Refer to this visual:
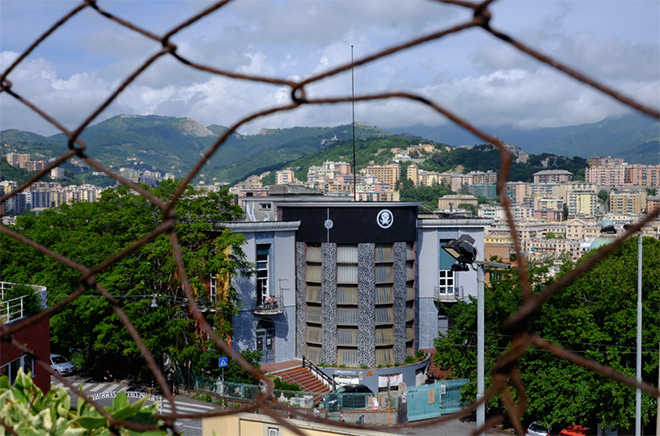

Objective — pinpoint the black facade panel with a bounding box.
[280,205,417,243]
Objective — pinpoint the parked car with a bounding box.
[323,384,373,412]
[527,421,550,436]
[50,353,76,376]
[559,425,592,436]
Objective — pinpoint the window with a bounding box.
[307,306,323,324]
[259,203,271,210]
[306,326,322,344]
[438,240,456,294]
[375,265,393,283]
[337,308,358,325]
[256,244,270,305]
[337,328,358,346]
[374,307,394,325]
[306,244,322,262]
[306,286,322,303]
[337,349,359,366]
[376,348,394,366]
[306,264,322,283]
[375,244,393,262]
[337,265,358,284]
[375,286,393,305]
[209,274,217,303]
[375,328,394,346]
[337,286,358,304]
[337,245,358,263]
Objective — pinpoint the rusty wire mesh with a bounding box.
[1,0,659,435]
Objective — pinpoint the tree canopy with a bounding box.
[435,237,660,432]
[0,180,250,382]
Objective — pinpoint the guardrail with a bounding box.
[0,295,25,323]
[302,356,336,391]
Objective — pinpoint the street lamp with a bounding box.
[442,234,510,435]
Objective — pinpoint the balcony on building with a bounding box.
[434,285,463,303]
[252,295,284,315]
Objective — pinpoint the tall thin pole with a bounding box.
[351,45,357,202]
[477,265,485,435]
[635,234,642,436]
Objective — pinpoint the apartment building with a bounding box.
[360,164,400,187]
[586,162,660,188]
[533,170,573,184]
[564,217,601,241]
[610,190,647,214]
[648,196,660,214]
[505,181,531,204]
[276,169,296,185]
[566,190,599,217]
[438,194,478,211]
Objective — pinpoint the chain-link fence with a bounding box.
[1,1,659,435]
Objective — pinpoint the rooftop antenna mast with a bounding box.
[351,45,357,202]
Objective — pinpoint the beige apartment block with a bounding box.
[648,196,660,214]
[505,181,531,204]
[564,217,600,240]
[567,190,599,217]
[276,169,296,185]
[450,174,473,192]
[533,169,573,184]
[469,170,498,184]
[555,182,598,202]
[406,163,419,186]
[438,194,477,211]
[361,164,400,186]
[525,237,585,263]
[610,191,647,214]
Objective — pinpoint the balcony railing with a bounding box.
[0,282,48,323]
[0,296,26,323]
[252,299,284,315]
[253,279,287,315]
[434,286,463,302]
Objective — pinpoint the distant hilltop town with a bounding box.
[1,142,658,266]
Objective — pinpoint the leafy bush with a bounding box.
[0,368,167,435]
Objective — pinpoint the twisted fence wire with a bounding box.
[1,1,659,435]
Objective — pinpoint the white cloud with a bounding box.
[0,1,658,138]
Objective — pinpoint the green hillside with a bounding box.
[0,113,655,188]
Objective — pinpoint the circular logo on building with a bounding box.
[376,209,394,229]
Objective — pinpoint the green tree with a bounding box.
[435,237,660,431]
[458,203,478,216]
[0,180,249,382]
[598,189,610,204]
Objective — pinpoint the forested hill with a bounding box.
[0,113,636,186]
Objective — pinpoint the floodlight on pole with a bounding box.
[442,234,485,435]
[442,235,511,436]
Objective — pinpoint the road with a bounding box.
[51,375,218,436]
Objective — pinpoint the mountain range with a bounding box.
[1,112,657,185]
[393,112,659,164]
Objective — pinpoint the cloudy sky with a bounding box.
[1,0,658,137]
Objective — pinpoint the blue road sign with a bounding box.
[218,357,229,368]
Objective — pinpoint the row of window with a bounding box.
[306,285,414,305]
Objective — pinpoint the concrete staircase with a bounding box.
[271,366,331,405]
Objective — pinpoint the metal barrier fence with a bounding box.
[1,1,659,436]
[407,379,470,422]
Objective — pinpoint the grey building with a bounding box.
[221,196,491,389]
